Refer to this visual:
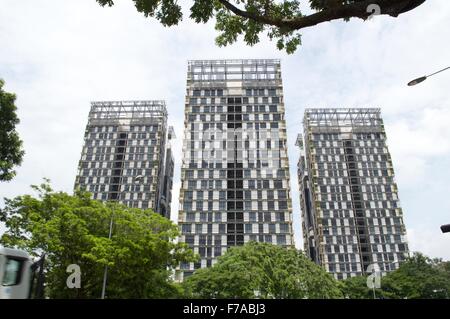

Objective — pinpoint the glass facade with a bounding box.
[177,59,295,280]
[74,100,173,218]
[298,108,409,280]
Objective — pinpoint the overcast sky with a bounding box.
[1,0,449,260]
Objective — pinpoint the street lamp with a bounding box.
[440,224,450,233]
[407,66,450,86]
[101,174,143,299]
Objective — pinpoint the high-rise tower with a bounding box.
[177,59,295,280]
[297,108,409,279]
[74,100,174,218]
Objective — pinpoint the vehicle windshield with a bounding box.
[2,258,24,286]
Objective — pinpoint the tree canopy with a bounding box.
[183,241,343,298]
[0,79,24,182]
[341,252,450,299]
[0,180,196,298]
[381,253,450,299]
[96,0,426,53]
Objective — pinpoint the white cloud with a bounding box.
[408,227,450,260]
[385,106,450,187]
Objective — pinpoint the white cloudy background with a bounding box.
[1,0,449,259]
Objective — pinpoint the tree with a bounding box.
[0,180,197,299]
[340,275,374,299]
[381,253,450,299]
[339,252,450,299]
[0,79,24,182]
[96,0,426,53]
[183,241,343,298]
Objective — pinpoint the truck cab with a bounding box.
[0,247,34,299]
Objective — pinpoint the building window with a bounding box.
[276,235,286,245]
[279,223,289,233]
[181,224,192,234]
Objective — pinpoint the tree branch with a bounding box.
[218,0,426,31]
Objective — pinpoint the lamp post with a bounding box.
[407,66,450,86]
[368,260,401,299]
[101,174,143,299]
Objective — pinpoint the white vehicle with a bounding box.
[0,246,45,299]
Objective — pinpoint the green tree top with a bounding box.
[0,181,197,298]
[183,241,343,298]
[381,253,450,299]
[341,252,450,299]
[96,0,426,53]
[0,79,24,182]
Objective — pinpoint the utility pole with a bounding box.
[100,175,143,299]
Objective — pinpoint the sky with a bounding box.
[0,0,449,260]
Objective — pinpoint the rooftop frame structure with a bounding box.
[304,108,382,126]
[88,100,167,126]
[187,59,281,87]
[304,108,383,134]
[89,100,167,119]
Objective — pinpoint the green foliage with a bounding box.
[340,252,450,299]
[381,253,450,299]
[95,0,424,54]
[340,275,374,299]
[0,180,197,298]
[183,241,343,298]
[215,8,245,47]
[0,79,24,182]
[95,0,305,54]
[96,0,182,26]
[214,1,303,53]
[190,0,216,23]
